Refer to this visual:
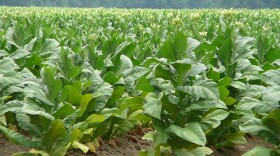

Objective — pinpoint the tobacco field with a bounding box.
[0,7,280,156]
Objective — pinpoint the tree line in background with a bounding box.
[0,0,280,9]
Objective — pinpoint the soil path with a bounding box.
[0,134,274,156]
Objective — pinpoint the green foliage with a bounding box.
[0,7,280,156]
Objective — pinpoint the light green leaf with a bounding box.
[51,144,70,156]
[201,109,229,130]
[174,147,212,156]
[9,49,30,60]
[167,123,206,146]
[136,77,154,92]
[42,120,66,152]
[22,99,54,121]
[266,47,280,63]
[72,141,89,153]
[174,31,187,59]
[262,109,280,134]
[218,86,229,100]
[39,39,60,57]
[143,93,163,120]
[76,94,92,118]
[41,67,62,102]
[0,125,42,149]
[157,40,176,61]
[116,55,133,76]
[0,100,24,115]
[242,146,272,156]
[187,37,201,54]
[75,114,106,131]
[177,85,218,101]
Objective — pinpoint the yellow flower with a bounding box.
[199,31,207,37]
[190,13,200,19]
[262,25,269,31]
[172,16,182,25]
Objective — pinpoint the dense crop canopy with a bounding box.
[0,7,279,156]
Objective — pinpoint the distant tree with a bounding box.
[0,0,280,9]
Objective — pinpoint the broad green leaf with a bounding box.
[104,71,119,84]
[23,37,37,51]
[266,47,280,63]
[240,118,280,144]
[167,123,206,146]
[207,67,220,81]
[22,99,54,121]
[136,77,154,92]
[77,94,92,118]
[262,85,280,102]
[72,141,89,153]
[172,61,191,85]
[0,50,8,57]
[218,38,233,68]
[218,77,232,87]
[218,86,229,100]
[0,100,24,115]
[142,132,154,141]
[153,130,169,147]
[239,85,266,97]
[223,97,236,105]
[25,53,43,67]
[236,97,278,114]
[124,66,149,88]
[100,108,128,119]
[233,36,255,60]
[187,37,201,54]
[116,55,133,76]
[107,86,125,106]
[39,39,60,57]
[119,96,143,111]
[190,100,227,110]
[174,31,187,59]
[262,109,280,134]
[222,132,246,145]
[91,82,113,112]
[263,70,280,86]
[231,81,246,89]
[143,93,163,120]
[0,57,19,73]
[41,67,62,102]
[9,49,30,60]
[12,152,38,156]
[51,144,70,156]
[177,85,218,101]
[242,146,272,156]
[42,120,66,152]
[16,113,41,137]
[75,114,106,131]
[201,109,229,130]
[0,125,42,149]
[174,147,212,156]
[64,85,82,106]
[53,103,75,119]
[187,63,207,76]
[157,40,176,61]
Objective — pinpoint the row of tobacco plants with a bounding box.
[0,7,279,156]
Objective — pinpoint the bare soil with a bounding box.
[211,136,275,156]
[0,136,28,156]
[0,134,275,156]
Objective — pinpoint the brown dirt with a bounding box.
[211,136,276,156]
[0,134,275,156]
[67,134,153,156]
[0,137,28,156]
